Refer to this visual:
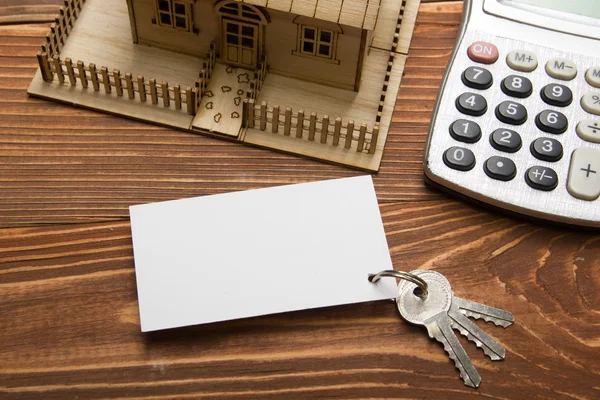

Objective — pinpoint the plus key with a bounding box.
[568,148,600,200]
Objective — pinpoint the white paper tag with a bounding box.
[130,175,397,332]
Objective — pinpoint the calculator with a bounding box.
[425,0,600,228]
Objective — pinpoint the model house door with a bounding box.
[223,19,258,68]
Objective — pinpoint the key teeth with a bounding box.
[451,322,504,361]
[434,333,477,388]
[462,310,514,328]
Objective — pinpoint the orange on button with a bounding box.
[467,41,499,64]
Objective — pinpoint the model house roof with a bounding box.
[238,0,381,30]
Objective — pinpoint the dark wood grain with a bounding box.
[1,202,599,399]
[1,1,599,399]
[0,0,65,24]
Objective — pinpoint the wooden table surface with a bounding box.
[1,1,599,399]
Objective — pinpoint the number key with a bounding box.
[443,146,476,171]
[531,137,563,162]
[501,75,533,98]
[456,93,488,116]
[541,84,572,107]
[462,67,493,90]
[496,101,527,125]
[449,119,481,143]
[535,110,568,134]
[490,129,522,153]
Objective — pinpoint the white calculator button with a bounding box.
[585,67,600,88]
[545,58,577,80]
[567,148,600,201]
[581,92,600,115]
[506,50,538,72]
[576,120,600,143]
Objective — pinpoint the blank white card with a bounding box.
[130,175,397,332]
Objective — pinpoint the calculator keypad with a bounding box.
[535,110,568,134]
[449,119,481,143]
[462,67,493,89]
[568,148,600,200]
[545,58,577,80]
[580,92,600,115]
[490,129,522,153]
[506,50,538,72]
[467,41,499,64]
[526,167,559,191]
[456,93,487,116]
[576,120,600,143]
[501,75,532,98]
[531,137,563,162]
[484,156,516,181]
[429,30,600,226]
[496,101,527,125]
[444,147,476,171]
[541,84,573,107]
[585,67,600,88]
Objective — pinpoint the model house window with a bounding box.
[219,2,264,22]
[300,26,336,59]
[155,0,192,31]
[292,18,342,64]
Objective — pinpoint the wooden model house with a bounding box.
[126,0,377,91]
[28,0,420,171]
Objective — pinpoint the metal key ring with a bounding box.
[368,270,429,299]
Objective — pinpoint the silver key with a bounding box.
[397,271,482,387]
[450,296,514,361]
[448,303,506,361]
[453,296,515,328]
[396,270,514,387]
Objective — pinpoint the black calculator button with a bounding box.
[490,129,522,153]
[456,93,487,116]
[525,166,559,191]
[535,110,568,134]
[541,84,573,107]
[461,67,493,90]
[443,147,476,171]
[484,156,517,181]
[449,119,481,143]
[495,101,527,125]
[531,138,563,162]
[501,75,533,98]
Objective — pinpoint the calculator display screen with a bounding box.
[506,0,600,20]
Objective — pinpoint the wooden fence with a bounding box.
[242,99,379,154]
[196,41,217,95]
[41,0,86,57]
[247,54,268,101]
[36,53,199,115]
[195,41,218,111]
